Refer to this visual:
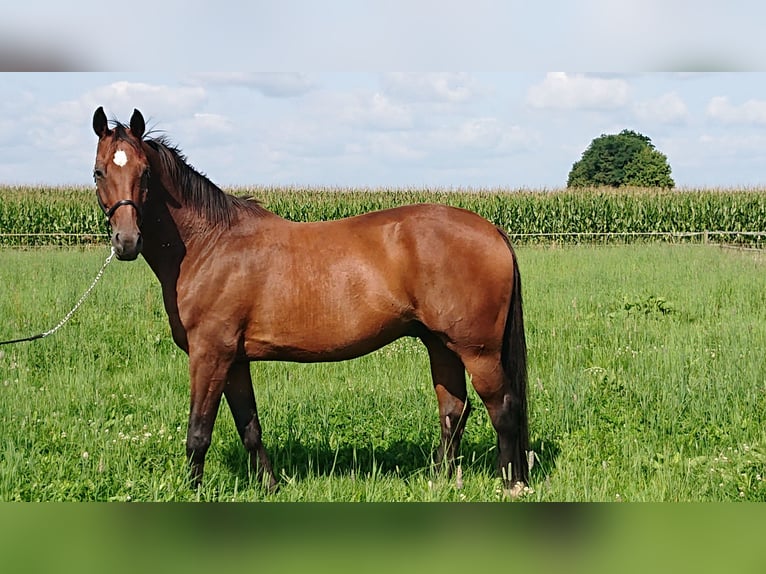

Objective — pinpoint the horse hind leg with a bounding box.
[224,362,278,493]
[422,333,471,482]
[462,353,529,495]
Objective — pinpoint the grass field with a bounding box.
[0,243,764,501]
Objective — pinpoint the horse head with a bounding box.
[92,106,149,261]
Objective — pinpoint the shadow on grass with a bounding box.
[218,433,561,489]
[220,437,434,483]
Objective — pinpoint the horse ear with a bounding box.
[130,108,145,140]
[92,106,111,138]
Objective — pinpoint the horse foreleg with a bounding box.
[224,362,278,493]
[186,349,231,488]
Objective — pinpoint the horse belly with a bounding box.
[242,275,413,362]
[243,311,410,362]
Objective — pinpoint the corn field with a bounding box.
[1,185,765,246]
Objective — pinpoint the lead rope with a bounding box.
[0,247,116,346]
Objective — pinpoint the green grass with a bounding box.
[0,244,764,501]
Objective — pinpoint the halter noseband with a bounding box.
[97,195,143,224]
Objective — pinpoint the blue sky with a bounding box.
[2,72,766,189]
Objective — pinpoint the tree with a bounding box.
[623,147,675,187]
[567,129,675,188]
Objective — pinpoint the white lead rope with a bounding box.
[0,247,116,346]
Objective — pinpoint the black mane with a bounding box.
[111,120,267,227]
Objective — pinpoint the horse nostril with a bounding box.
[114,233,121,243]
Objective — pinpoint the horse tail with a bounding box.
[497,227,530,482]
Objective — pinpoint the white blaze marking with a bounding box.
[113,150,128,167]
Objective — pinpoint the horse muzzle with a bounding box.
[111,229,143,261]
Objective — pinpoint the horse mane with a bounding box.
[111,123,142,149]
[111,120,268,228]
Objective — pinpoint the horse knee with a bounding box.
[186,428,212,459]
[485,392,520,432]
[443,398,471,435]
[242,419,263,451]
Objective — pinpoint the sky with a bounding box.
[1,2,765,190]
[2,72,766,189]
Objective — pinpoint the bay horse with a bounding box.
[91,107,530,495]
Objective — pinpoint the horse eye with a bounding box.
[93,168,105,181]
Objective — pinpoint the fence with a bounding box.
[505,230,766,246]
[0,233,109,247]
[1,230,764,248]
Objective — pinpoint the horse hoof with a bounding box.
[503,481,531,499]
[266,481,280,495]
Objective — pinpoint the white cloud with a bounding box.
[262,117,348,159]
[12,80,210,185]
[0,117,18,147]
[189,73,316,97]
[526,72,629,110]
[34,81,208,133]
[190,113,233,133]
[455,118,504,149]
[706,96,766,125]
[452,118,539,155]
[633,92,689,124]
[382,73,479,103]
[170,112,236,149]
[327,91,412,131]
[88,81,207,120]
[356,93,411,130]
[353,116,538,164]
[366,132,426,162]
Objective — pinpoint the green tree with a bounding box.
[623,147,675,187]
[567,129,675,188]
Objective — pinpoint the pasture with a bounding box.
[0,243,764,501]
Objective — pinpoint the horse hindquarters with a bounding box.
[433,229,529,492]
